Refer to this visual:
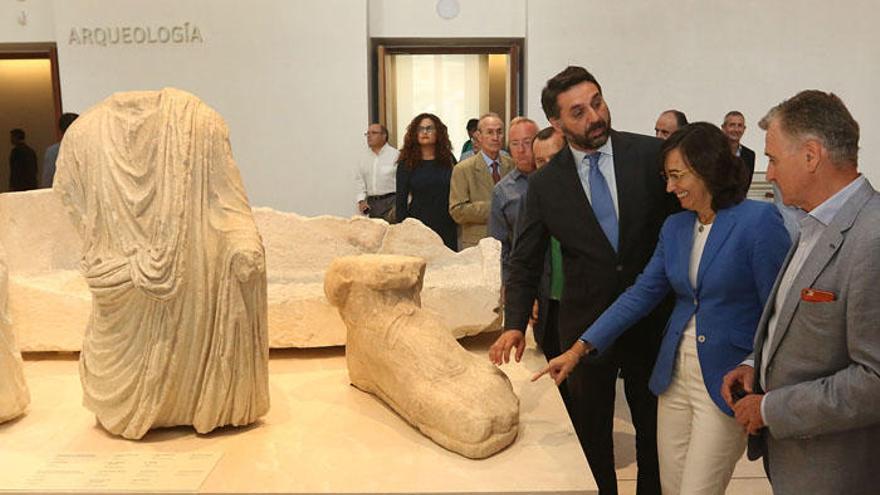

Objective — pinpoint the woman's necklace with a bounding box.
[697,212,715,233]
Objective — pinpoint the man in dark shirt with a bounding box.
[722,111,756,189]
[9,128,38,191]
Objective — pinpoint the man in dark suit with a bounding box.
[722,111,756,189]
[8,128,37,192]
[489,66,676,495]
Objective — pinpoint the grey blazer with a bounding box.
[751,178,880,495]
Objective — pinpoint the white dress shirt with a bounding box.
[355,143,400,202]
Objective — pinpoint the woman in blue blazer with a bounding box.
[535,123,791,494]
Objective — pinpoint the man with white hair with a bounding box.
[449,112,514,249]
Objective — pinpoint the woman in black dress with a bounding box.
[395,113,458,250]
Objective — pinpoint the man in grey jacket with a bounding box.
[722,90,880,495]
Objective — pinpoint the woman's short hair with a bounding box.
[661,122,749,211]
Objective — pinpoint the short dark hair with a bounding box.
[10,128,25,141]
[665,109,688,128]
[534,126,557,142]
[370,122,388,140]
[723,110,744,122]
[59,113,79,133]
[759,90,859,166]
[541,66,602,120]
[465,118,479,134]
[661,122,748,211]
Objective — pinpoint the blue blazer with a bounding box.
[581,199,791,415]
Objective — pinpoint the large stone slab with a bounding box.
[0,190,87,352]
[0,192,501,351]
[256,208,502,347]
[0,242,30,422]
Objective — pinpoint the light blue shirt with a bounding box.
[569,140,619,217]
[488,168,529,283]
[481,150,503,173]
[42,142,60,188]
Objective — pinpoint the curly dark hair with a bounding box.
[398,113,454,170]
[661,122,748,211]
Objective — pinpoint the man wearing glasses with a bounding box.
[355,123,399,222]
[449,112,514,250]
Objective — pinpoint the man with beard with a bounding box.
[489,66,676,495]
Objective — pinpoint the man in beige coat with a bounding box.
[449,113,514,250]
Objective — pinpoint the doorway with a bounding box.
[0,43,63,192]
[371,38,523,156]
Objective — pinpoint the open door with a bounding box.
[371,38,524,155]
[0,42,63,192]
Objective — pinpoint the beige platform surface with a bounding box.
[0,331,771,494]
[0,333,595,494]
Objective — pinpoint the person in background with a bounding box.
[532,126,566,168]
[654,109,688,140]
[8,128,37,192]
[42,112,79,188]
[395,113,458,250]
[722,111,755,189]
[497,125,571,409]
[535,122,790,494]
[355,123,399,222]
[489,116,539,284]
[449,112,514,250]
[459,118,479,160]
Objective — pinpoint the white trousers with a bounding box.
[657,332,747,495]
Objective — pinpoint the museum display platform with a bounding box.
[0,332,597,494]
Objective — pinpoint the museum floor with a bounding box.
[1,331,770,494]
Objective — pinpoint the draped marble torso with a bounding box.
[54,88,269,439]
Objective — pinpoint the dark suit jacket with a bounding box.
[506,130,678,357]
[9,143,38,191]
[740,144,756,190]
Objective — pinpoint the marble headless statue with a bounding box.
[0,243,30,423]
[325,254,519,458]
[54,88,270,439]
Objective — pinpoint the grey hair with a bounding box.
[477,112,503,131]
[759,90,859,166]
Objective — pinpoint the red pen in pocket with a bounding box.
[801,287,836,302]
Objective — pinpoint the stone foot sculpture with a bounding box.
[325,254,518,459]
[0,245,30,423]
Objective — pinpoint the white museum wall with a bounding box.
[369,0,526,38]
[0,0,55,43]
[2,1,878,212]
[526,0,880,179]
[50,0,369,217]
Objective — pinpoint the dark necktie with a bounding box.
[491,161,501,184]
[587,153,618,252]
